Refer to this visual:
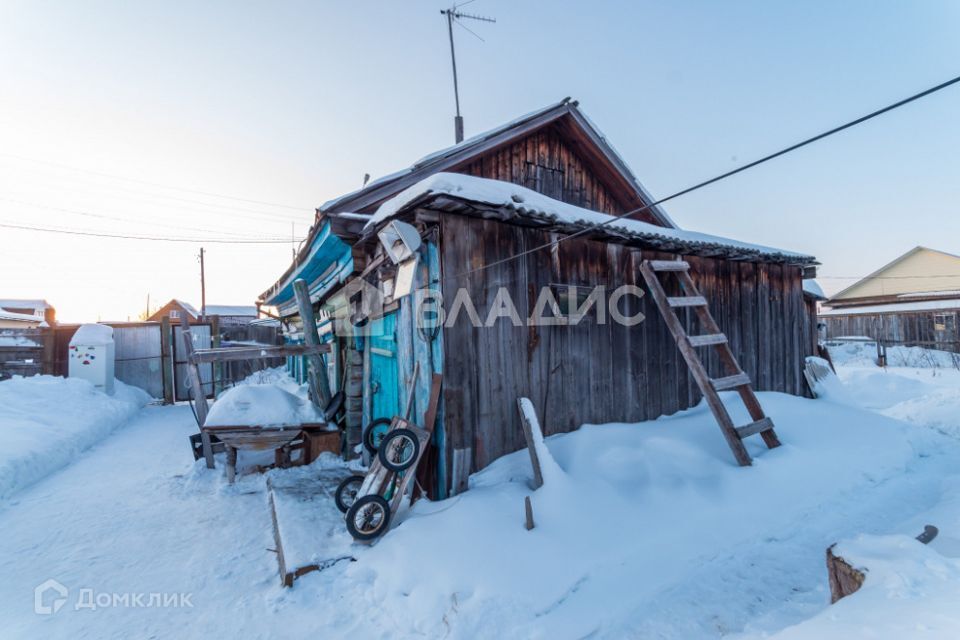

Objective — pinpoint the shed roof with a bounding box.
[358,173,816,264]
[820,298,960,316]
[320,98,675,228]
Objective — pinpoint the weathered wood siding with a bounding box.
[453,123,660,223]
[439,215,811,477]
[822,309,960,350]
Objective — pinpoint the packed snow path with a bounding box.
[2,381,960,638]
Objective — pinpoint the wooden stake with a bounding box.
[524,496,535,530]
[179,315,214,469]
[517,398,544,490]
[293,278,331,410]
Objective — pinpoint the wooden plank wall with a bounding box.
[454,123,660,224]
[822,310,960,351]
[439,215,811,476]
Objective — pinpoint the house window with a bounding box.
[933,312,956,332]
[936,313,955,332]
[170,310,180,319]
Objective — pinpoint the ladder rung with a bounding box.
[648,260,690,271]
[736,417,774,439]
[688,333,727,347]
[667,296,707,308]
[711,372,751,391]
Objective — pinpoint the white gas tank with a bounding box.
[68,324,115,394]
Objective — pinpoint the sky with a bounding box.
[1,0,959,322]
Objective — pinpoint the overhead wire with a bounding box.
[441,73,960,283]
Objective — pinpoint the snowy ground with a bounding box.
[2,360,960,638]
[0,375,149,502]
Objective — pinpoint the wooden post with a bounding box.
[210,315,222,398]
[293,278,331,410]
[179,315,214,469]
[524,496,535,530]
[41,327,56,376]
[517,398,544,490]
[160,316,174,405]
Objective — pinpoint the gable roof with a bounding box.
[172,300,199,318]
[829,246,960,302]
[319,98,675,227]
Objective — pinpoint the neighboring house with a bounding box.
[820,246,960,348]
[147,299,200,323]
[259,98,819,498]
[0,299,55,327]
[147,300,258,327]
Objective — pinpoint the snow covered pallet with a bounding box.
[640,259,782,466]
[267,468,357,587]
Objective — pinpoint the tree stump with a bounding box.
[826,544,865,603]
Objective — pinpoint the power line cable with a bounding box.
[0,196,289,240]
[0,152,311,211]
[444,73,960,282]
[0,220,292,244]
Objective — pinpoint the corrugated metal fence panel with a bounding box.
[173,324,212,401]
[113,325,164,398]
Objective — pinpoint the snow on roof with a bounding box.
[0,308,43,323]
[898,289,960,299]
[820,298,960,316]
[320,99,676,229]
[802,279,826,300]
[173,300,199,318]
[0,299,50,313]
[363,173,814,263]
[204,305,257,317]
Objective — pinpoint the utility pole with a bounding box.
[198,247,206,321]
[439,4,495,144]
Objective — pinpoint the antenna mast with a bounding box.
[440,4,495,143]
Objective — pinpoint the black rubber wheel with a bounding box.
[324,391,345,422]
[334,474,365,513]
[377,428,420,473]
[345,494,392,541]
[362,418,393,455]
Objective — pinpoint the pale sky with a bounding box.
[2,1,959,322]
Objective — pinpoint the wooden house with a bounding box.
[260,99,818,497]
[820,246,960,349]
[148,300,258,327]
[148,299,200,323]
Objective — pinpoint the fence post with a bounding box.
[210,315,222,398]
[160,316,174,405]
[41,326,56,376]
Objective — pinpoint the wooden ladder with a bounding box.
[639,259,781,466]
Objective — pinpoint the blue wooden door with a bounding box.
[368,312,401,420]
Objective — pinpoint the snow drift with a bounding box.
[0,375,149,502]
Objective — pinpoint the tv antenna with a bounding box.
[440,2,495,144]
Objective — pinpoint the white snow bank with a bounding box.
[204,367,322,427]
[335,392,918,638]
[765,534,960,639]
[363,173,814,261]
[0,375,149,502]
[825,339,960,369]
[69,323,114,344]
